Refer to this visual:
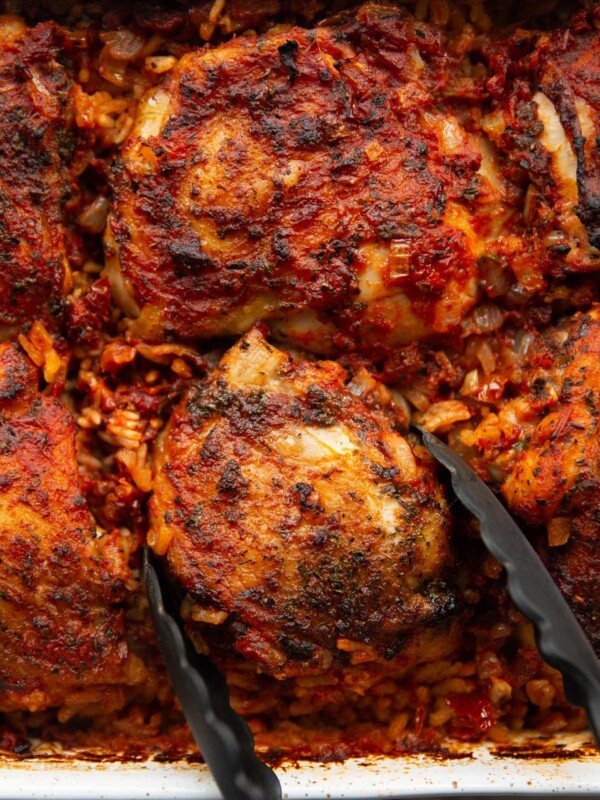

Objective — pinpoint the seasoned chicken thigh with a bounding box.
[149,329,458,679]
[462,306,600,650]
[107,3,509,356]
[0,343,145,713]
[0,17,73,338]
[483,10,600,280]
[504,308,600,649]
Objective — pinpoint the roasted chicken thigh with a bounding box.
[462,306,600,650]
[483,8,600,283]
[149,329,458,679]
[107,3,510,356]
[0,17,73,338]
[0,343,145,713]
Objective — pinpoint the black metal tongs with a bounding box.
[144,428,600,800]
[144,548,282,800]
[415,425,600,745]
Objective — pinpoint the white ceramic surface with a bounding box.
[0,732,597,798]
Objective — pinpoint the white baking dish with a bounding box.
[0,731,597,798]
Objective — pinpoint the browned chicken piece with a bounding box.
[0,343,146,714]
[107,3,511,357]
[461,306,600,650]
[0,16,74,338]
[482,7,600,284]
[149,328,459,681]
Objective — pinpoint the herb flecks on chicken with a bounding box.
[107,3,511,356]
[150,328,459,679]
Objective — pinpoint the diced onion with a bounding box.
[514,330,535,358]
[98,51,128,87]
[401,386,431,412]
[547,518,571,547]
[389,388,411,422]
[476,340,497,374]
[389,239,410,279]
[78,196,109,234]
[474,303,503,332]
[100,29,146,61]
[460,368,480,396]
[481,110,506,138]
[479,255,512,299]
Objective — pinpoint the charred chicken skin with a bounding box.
[0,17,73,338]
[107,3,512,356]
[149,328,458,680]
[463,306,600,650]
[0,344,145,713]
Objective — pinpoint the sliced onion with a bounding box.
[136,342,205,368]
[417,400,471,433]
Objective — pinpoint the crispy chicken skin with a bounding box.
[107,3,509,355]
[149,328,458,679]
[0,17,73,338]
[0,343,145,713]
[463,306,600,649]
[483,8,600,279]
